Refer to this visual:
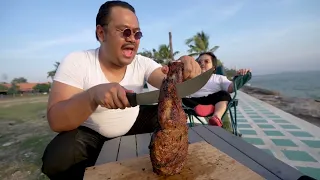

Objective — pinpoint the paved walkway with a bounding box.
[189,91,320,179]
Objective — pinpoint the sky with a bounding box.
[0,0,320,82]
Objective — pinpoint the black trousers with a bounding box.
[41,105,159,180]
[182,90,232,108]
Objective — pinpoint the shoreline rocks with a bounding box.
[240,86,320,127]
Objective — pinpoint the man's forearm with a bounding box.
[47,90,98,132]
[147,67,166,89]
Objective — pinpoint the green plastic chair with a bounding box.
[183,66,252,137]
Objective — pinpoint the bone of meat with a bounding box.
[149,61,189,176]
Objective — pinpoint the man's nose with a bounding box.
[126,34,136,43]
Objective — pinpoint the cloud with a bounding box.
[141,2,244,33]
[216,19,320,74]
[1,28,96,56]
[139,1,244,53]
[214,2,244,22]
[2,1,243,58]
[28,29,94,50]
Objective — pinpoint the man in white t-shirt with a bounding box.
[182,52,250,127]
[41,1,201,179]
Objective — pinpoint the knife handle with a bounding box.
[126,92,138,107]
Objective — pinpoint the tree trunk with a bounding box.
[169,32,174,61]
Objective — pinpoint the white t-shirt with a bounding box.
[188,74,232,98]
[54,48,162,138]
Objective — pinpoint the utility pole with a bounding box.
[169,31,174,61]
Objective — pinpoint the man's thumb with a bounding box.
[122,87,134,93]
[161,65,169,74]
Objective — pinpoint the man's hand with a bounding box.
[236,69,251,75]
[89,83,133,109]
[161,55,201,81]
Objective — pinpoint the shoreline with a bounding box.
[240,86,320,127]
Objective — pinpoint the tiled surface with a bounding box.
[186,91,320,179]
[233,91,320,179]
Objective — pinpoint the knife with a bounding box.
[126,66,215,107]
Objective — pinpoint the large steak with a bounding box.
[149,61,189,176]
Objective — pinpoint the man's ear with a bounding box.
[96,25,106,42]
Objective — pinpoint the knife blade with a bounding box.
[126,66,214,107]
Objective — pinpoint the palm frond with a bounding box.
[209,46,220,52]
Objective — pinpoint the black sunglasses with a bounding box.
[117,28,143,40]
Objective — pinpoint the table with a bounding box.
[94,125,306,180]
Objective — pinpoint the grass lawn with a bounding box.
[0,98,56,180]
[222,115,232,133]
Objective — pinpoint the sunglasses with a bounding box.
[117,28,143,40]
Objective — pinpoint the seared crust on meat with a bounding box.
[149,62,189,176]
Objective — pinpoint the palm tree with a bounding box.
[185,31,219,57]
[138,48,162,64]
[137,48,154,59]
[47,62,60,81]
[169,32,174,61]
[138,45,179,65]
[154,44,179,65]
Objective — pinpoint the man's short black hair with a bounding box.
[197,52,218,67]
[95,1,136,40]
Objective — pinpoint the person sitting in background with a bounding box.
[182,52,250,127]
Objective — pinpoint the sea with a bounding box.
[248,70,320,100]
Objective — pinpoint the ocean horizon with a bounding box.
[249,70,320,100]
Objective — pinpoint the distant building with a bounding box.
[0,82,51,95]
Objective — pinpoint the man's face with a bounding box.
[98,6,141,66]
[197,54,214,73]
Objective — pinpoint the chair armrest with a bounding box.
[233,72,252,91]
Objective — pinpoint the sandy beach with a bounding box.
[240,86,320,127]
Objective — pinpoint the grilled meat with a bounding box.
[149,61,189,176]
